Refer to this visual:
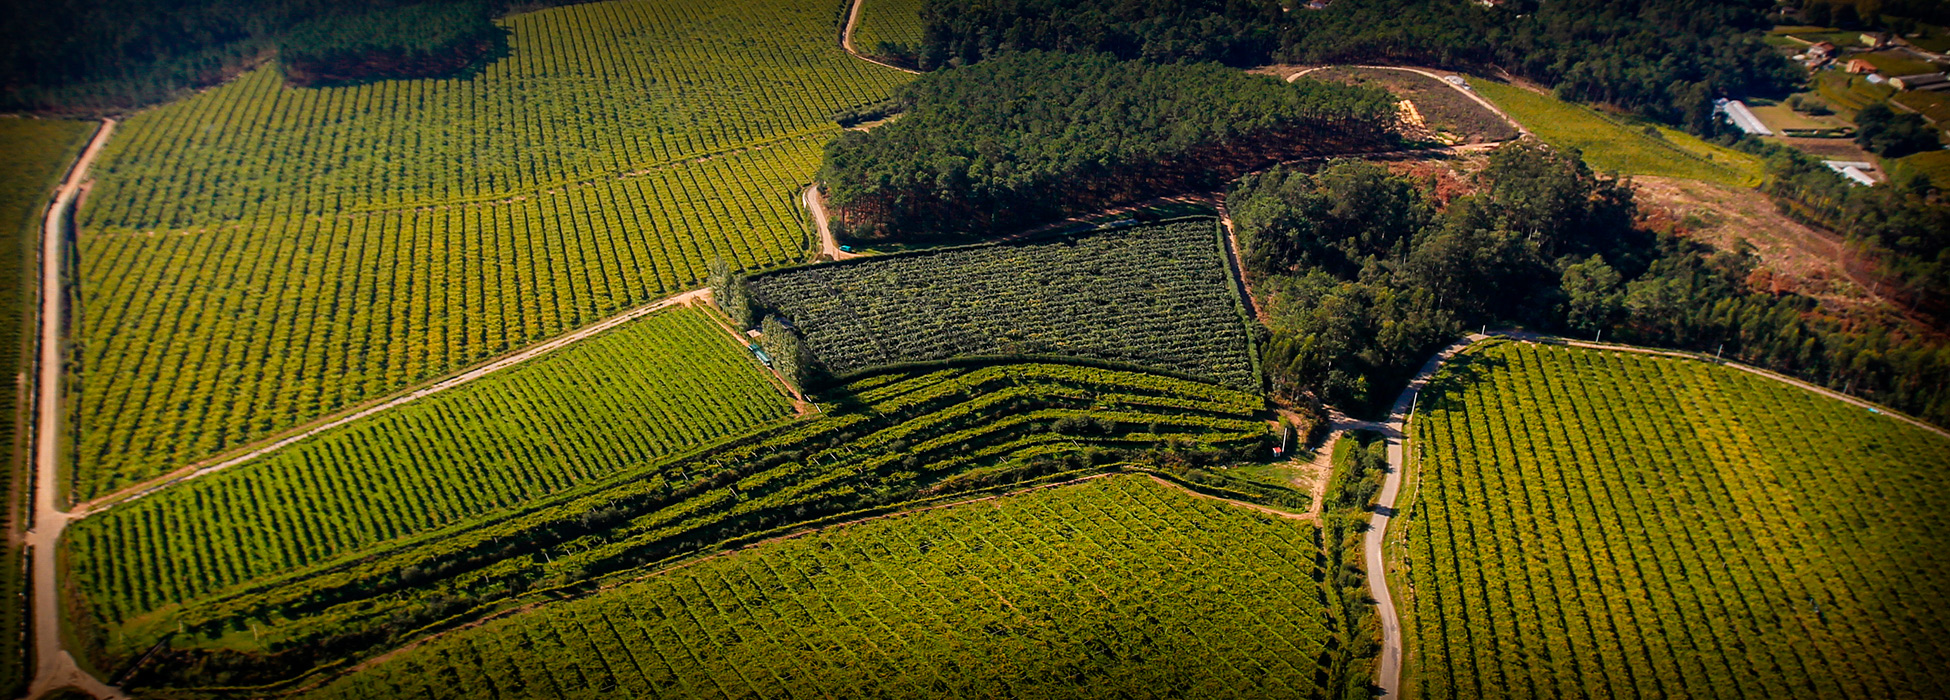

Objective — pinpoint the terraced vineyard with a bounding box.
[68,0,915,500]
[69,306,793,642]
[853,0,926,58]
[1400,341,1950,699]
[750,220,1259,389]
[0,117,97,697]
[300,474,1334,700]
[89,362,1282,691]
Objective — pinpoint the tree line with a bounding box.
[818,51,1400,240]
[1235,144,1950,425]
[277,2,502,87]
[910,0,1799,136]
[0,0,544,113]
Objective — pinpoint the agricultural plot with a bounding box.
[0,117,96,697]
[90,363,1280,691]
[69,306,793,637]
[68,0,915,500]
[1309,67,1518,144]
[749,220,1259,389]
[1400,341,1950,699]
[1470,78,1764,188]
[853,0,926,59]
[299,474,1336,700]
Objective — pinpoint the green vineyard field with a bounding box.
[749,220,1260,389]
[91,362,1279,691]
[0,117,96,697]
[300,474,1335,700]
[1401,341,1950,699]
[68,0,915,500]
[852,0,926,58]
[70,306,792,636]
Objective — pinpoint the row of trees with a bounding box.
[913,0,1799,136]
[819,51,1399,239]
[277,1,502,87]
[0,0,549,112]
[1235,144,1950,425]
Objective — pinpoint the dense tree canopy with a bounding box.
[819,51,1399,239]
[915,0,1798,135]
[0,0,535,112]
[1235,145,1950,423]
[278,1,500,87]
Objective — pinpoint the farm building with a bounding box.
[1890,73,1949,91]
[1846,58,1878,74]
[1716,99,1773,136]
[1808,41,1839,59]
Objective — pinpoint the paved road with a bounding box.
[1364,333,1484,697]
[28,119,126,700]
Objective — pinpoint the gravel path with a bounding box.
[841,0,920,75]
[28,118,126,700]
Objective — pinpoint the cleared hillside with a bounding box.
[300,474,1336,699]
[1401,341,1950,698]
[68,0,914,500]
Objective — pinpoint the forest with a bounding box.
[818,51,1398,239]
[0,0,540,112]
[1234,145,1950,424]
[278,2,502,86]
[912,0,1798,135]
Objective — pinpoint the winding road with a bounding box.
[840,0,921,75]
[27,119,125,700]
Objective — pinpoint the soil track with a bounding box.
[28,119,125,700]
[841,0,921,75]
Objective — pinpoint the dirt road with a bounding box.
[801,186,860,261]
[28,119,126,700]
[840,0,920,75]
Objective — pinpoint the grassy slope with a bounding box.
[96,363,1283,691]
[1470,78,1765,188]
[852,0,926,56]
[0,117,96,697]
[1401,341,1950,698]
[69,305,792,643]
[68,0,915,500]
[298,474,1335,699]
[750,220,1260,390]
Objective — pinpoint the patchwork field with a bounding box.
[70,305,791,636]
[299,474,1335,699]
[88,361,1281,691]
[68,0,915,501]
[1400,341,1950,699]
[1470,78,1764,187]
[0,117,96,697]
[749,220,1259,389]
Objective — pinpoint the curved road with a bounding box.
[841,0,921,75]
[28,119,125,700]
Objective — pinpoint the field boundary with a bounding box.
[76,289,712,515]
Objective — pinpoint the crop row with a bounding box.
[85,0,911,229]
[97,363,1279,690]
[749,220,1259,389]
[1401,342,1950,699]
[299,475,1333,699]
[70,132,826,499]
[853,0,926,56]
[69,306,794,627]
